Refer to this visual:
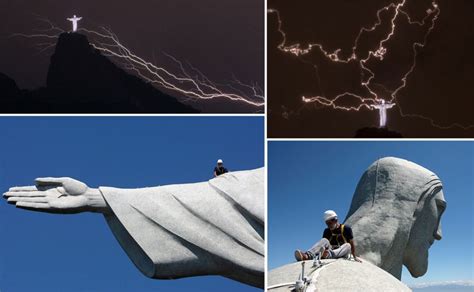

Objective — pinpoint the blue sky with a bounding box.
[268,141,473,286]
[0,116,264,292]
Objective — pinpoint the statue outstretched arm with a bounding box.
[2,169,264,288]
[3,177,109,214]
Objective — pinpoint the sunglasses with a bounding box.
[325,218,337,224]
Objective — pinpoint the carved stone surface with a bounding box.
[345,157,446,279]
[100,168,264,288]
[268,259,411,292]
[269,157,446,291]
[4,168,264,288]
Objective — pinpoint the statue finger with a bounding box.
[3,191,46,198]
[16,201,50,211]
[37,185,59,191]
[35,177,70,186]
[8,186,38,192]
[7,197,49,204]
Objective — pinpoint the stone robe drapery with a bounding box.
[99,168,264,288]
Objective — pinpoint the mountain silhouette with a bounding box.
[0,32,198,113]
[354,126,403,138]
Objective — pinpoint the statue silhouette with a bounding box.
[67,15,82,32]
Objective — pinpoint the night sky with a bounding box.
[0,0,263,112]
[268,0,474,138]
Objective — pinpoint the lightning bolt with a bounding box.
[268,1,474,130]
[11,17,264,109]
[11,17,65,55]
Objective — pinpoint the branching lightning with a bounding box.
[11,17,264,108]
[268,1,474,129]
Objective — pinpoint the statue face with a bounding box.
[404,190,446,277]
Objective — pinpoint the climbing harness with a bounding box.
[330,224,348,247]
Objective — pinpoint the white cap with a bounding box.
[217,159,223,164]
[323,210,338,222]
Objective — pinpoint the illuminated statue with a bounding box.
[371,99,395,128]
[67,15,82,32]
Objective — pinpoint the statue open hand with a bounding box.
[3,177,105,214]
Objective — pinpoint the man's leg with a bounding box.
[294,238,331,261]
[328,243,351,259]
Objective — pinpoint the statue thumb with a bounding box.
[35,177,88,196]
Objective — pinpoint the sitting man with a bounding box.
[294,210,361,262]
[214,159,229,177]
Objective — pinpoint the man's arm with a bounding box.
[345,226,361,262]
[322,229,330,251]
[349,239,362,262]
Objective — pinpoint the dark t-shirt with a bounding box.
[323,224,354,248]
[214,166,228,176]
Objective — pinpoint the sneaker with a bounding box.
[294,249,311,261]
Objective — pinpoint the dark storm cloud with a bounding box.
[268,0,474,138]
[0,0,263,95]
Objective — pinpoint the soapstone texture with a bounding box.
[100,168,264,288]
[344,157,445,279]
[3,168,264,288]
[268,259,411,292]
[268,157,445,291]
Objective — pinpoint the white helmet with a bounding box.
[217,159,223,164]
[323,210,338,222]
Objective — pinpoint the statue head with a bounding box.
[344,157,446,279]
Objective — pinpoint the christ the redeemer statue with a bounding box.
[3,168,264,288]
[370,99,395,128]
[67,15,82,32]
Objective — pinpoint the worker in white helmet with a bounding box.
[294,210,361,262]
[213,159,228,177]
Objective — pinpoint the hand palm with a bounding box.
[44,188,89,211]
[3,177,90,213]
